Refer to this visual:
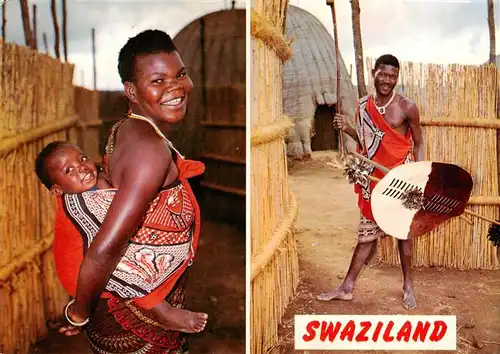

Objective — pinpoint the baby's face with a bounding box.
[46,144,98,195]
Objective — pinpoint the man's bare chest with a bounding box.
[382,104,408,135]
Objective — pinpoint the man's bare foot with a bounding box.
[152,303,208,333]
[316,287,353,302]
[403,287,417,310]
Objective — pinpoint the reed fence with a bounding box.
[250,2,299,354]
[366,58,500,269]
[0,41,98,353]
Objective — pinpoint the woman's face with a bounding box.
[127,51,193,123]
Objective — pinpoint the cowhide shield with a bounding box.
[371,161,473,240]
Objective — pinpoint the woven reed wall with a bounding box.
[366,58,500,269]
[0,42,79,353]
[250,3,299,353]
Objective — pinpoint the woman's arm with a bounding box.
[70,136,172,320]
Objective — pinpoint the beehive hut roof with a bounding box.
[283,5,358,119]
[170,8,245,159]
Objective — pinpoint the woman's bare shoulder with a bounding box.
[109,119,173,181]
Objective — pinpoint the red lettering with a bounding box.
[372,321,384,341]
[302,320,320,342]
[396,321,412,342]
[320,321,341,342]
[412,321,431,342]
[339,320,356,341]
[429,321,447,342]
[382,321,395,342]
[355,321,371,342]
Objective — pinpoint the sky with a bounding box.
[1,0,245,90]
[2,0,498,89]
[289,0,499,84]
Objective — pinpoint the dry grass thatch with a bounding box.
[365,58,500,269]
[251,2,300,354]
[0,41,98,353]
[282,5,358,121]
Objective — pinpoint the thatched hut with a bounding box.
[250,3,299,354]
[171,8,246,226]
[283,5,358,160]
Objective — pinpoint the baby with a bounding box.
[35,141,207,333]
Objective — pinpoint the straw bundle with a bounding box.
[366,58,500,269]
[0,41,82,353]
[251,2,300,354]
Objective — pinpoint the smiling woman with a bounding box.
[43,30,211,354]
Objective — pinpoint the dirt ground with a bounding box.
[30,218,245,354]
[274,151,500,354]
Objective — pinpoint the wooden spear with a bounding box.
[326,0,346,161]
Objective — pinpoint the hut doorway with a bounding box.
[311,104,338,152]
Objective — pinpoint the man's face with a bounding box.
[46,144,98,196]
[373,64,399,96]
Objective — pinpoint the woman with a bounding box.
[57,29,207,353]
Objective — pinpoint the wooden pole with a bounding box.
[327,0,345,160]
[2,1,6,42]
[43,33,49,53]
[350,0,368,98]
[51,0,60,59]
[488,0,496,65]
[62,0,68,61]
[20,0,33,48]
[92,28,96,89]
[32,4,37,50]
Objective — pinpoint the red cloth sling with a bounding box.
[52,154,204,310]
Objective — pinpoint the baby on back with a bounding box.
[35,141,207,333]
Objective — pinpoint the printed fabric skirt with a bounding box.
[84,272,189,354]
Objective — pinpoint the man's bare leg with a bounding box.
[398,239,416,310]
[365,239,378,265]
[317,240,377,301]
[150,301,208,333]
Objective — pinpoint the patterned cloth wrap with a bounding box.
[53,149,205,310]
